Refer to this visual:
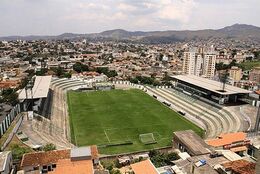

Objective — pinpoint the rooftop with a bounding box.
[0,151,11,172]
[222,159,255,174]
[70,146,91,159]
[49,159,93,174]
[173,130,212,155]
[174,154,228,174]
[130,159,159,174]
[171,75,251,95]
[206,132,247,147]
[21,149,70,168]
[21,146,98,168]
[19,76,52,100]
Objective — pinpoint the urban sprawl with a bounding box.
[0,38,260,174]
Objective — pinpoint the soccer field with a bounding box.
[67,89,204,154]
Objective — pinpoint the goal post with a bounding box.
[139,133,157,145]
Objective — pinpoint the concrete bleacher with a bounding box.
[145,86,245,139]
[21,78,90,149]
[50,78,91,142]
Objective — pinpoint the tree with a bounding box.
[149,150,179,167]
[63,72,72,78]
[35,68,47,76]
[253,51,260,60]
[107,70,117,78]
[231,49,237,58]
[229,59,237,67]
[55,66,65,77]
[1,88,18,106]
[73,62,89,73]
[96,67,117,78]
[42,143,56,151]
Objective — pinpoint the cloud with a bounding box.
[157,0,196,22]
[0,0,259,36]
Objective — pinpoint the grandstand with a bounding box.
[171,75,251,104]
[19,76,52,118]
[145,86,248,138]
[18,77,93,149]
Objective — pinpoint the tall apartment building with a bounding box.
[182,51,202,76]
[182,47,216,78]
[202,53,216,78]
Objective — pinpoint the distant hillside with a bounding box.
[1,24,260,43]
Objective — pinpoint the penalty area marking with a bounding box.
[104,130,111,143]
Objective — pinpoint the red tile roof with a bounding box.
[21,150,70,167]
[222,159,255,174]
[131,159,159,174]
[206,132,247,147]
[49,159,93,174]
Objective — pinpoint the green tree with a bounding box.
[73,62,89,73]
[96,67,117,78]
[11,144,31,161]
[1,88,18,106]
[149,150,179,167]
[55,66,65,77]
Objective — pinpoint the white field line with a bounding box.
[104,130,111,143]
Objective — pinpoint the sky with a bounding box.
[0,0,259,36]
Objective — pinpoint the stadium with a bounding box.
[18,76,251,155]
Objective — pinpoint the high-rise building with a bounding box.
[182,50,202,76]
[182,47,216,78]
[202,53,216,78]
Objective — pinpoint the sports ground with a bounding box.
[67,89,204,154]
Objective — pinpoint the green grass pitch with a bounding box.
[67,89,204,154]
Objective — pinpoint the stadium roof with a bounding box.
[171,75,251,95]
[19,76,52,100]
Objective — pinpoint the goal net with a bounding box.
[139,133,157,145]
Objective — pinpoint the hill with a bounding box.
[1,24,260,43]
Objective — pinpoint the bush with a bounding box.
[101,160,114,171]
[42,143,56,151]
[11,144,31,161]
